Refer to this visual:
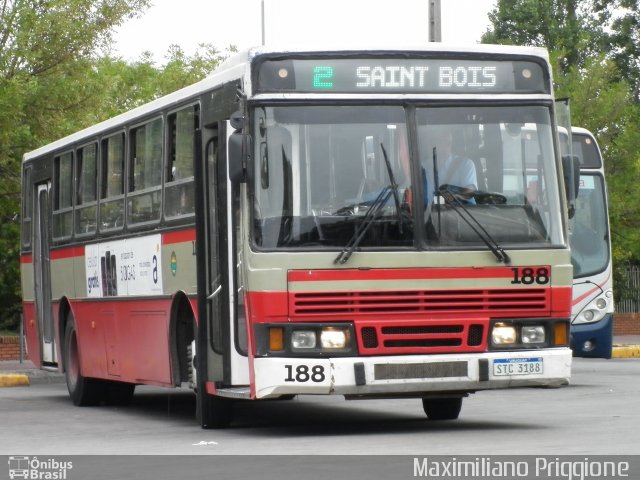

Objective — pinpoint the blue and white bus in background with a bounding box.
[569,127,613,358]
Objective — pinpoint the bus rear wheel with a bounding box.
[63,315,105,406]
[422,397,463,421]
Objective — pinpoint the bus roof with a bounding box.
[246,43,550,58]
[23,44,550,162]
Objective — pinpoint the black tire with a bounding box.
[63,315,106,406]
[422,397,463,421]
[196,388,233,429]
[105,380,135,406]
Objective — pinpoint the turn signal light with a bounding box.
[269,327,284,351]
[554,322,569,346]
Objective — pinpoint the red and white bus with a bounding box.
[21,45,575,428]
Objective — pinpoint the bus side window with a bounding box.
[22,166,32,248]
[128,118,163,225]
[52,151,73,240]
[75,143,98,235]
[100,133,125,230]
[165,105,198,219]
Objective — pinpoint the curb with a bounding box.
[0,374,30,387]
[612,345,640,359]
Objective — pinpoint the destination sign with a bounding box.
[255,57,548,94]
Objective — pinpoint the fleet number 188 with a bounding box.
[284,365,326,383]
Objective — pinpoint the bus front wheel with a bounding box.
[63,315,105,406]
[422,397,463,421]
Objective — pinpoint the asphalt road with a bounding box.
[0,358,638,456]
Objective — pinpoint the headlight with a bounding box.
[291,330,316,349]
[521,325,545,344]
[573,291,612,324]
[492,323,516,345]
[320,328,349,349]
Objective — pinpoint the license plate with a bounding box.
[493,357,543,376]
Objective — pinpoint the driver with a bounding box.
[423,125,477,203]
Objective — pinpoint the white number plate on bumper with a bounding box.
[493,357,543,376]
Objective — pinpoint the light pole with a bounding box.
[261,0,266,45]
[429,0,442,42]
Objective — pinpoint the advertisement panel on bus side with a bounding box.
[85,234,163,297]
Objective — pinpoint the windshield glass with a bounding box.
[570,174,609,277]
[252,105,413,249]
[416,106,563,248]
[252,104,563,251]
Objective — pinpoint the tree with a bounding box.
[0,0,147,331]
[555,55,640,271]
[483,0,640,299]
[0,1,236,332]
[595,0,640,99]
[482,0,606,72]
[89,43,236,119]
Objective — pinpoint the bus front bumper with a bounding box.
[571,313,613,359]
[253,348,572,399]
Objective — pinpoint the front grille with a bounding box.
[290,288,549,317]
[382,325,463,335]
[361,327,378,348]
[468,325,484,346]
[357,321,486,355]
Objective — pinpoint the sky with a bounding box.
[114,0,497,63]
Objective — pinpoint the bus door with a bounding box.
[33,182,56,365]
[196,120,249,394]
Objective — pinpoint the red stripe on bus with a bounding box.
[288,267,527,283]
[163,229,196,245]
[50,246,84,260]
[20,254,33,264]
[572,272,611,306]
[572,284,600,307]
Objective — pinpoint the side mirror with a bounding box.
[562,154,580,219]
[228,131,248,183]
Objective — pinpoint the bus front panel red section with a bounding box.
[246,266,571,356]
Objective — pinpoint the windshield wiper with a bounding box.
[334,142,405,264]
[438,185,511,264]
[334,186,392,264]
[379,143,403,234]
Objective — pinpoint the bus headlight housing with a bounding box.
[320,328,349,349]
[291,328,350,350]
[260,323,355,356]
[521,325,546,344]
[573,290,612,324]
[291,330,316,349]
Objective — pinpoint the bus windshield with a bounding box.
[251,104,563,251]
[570,174,609,277]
